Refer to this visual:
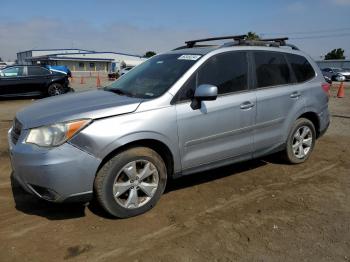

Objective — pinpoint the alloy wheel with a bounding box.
[292,126,313,159]
[112,160,159,209]
[48,84,64,96]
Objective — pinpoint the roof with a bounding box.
[168,44,304,57]
[17,48,94,53]
[18,49,143,58]
[26,56,113,62]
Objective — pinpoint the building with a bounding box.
[316,60,350,69]
[17,49,146,72]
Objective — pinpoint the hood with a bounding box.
[16,90,142,129]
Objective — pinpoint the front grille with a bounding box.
[11,118,22,145]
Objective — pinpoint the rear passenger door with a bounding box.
[252,51,310,157]
[175,51,256,172]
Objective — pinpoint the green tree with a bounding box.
[246,32,261,41]
[144,51,156,58]
[325,48,345,60]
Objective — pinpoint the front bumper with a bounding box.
[8,128,101,202]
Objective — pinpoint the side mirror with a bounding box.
[191,84,218,110]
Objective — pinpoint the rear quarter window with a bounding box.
[286,53,315,83]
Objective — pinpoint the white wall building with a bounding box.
[17,49,146,72]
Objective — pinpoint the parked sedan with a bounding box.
[321,67,350,81]
[0,65,70,97]
[0,62,7,69]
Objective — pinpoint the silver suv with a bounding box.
[8,35,330,218]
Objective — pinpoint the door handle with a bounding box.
[290,92,301,98]
[240,101,255,110]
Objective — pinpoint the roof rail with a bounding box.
[179,35,299,51]
[260,37,289,44]
[223,37,300,50]
[172,44,218,51]
[185,35,247,48]
[257,38,299,50]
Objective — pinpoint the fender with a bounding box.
[99,131,182,174]
[283,106,321,142]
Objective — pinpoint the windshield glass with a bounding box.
[105,53,201,98]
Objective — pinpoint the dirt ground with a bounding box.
[0,82,349,262]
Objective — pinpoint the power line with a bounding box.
[261,27,350,36]
[290,33,350,40]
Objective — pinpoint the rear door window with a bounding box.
[27,66,51,76]
[254,51,291,88]
[286,54,315,83]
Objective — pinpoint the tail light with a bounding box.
[321,82,331,95]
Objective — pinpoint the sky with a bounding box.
[0,0,350,61]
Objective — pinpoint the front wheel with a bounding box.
[47,83,66,96]
[94,147,167,218]
[283,118,316,164]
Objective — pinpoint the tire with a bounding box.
[47,83,65,96]
[283,118,316,164]
[94,147,167,218]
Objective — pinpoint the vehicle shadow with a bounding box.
[10,173,87,220]
[10,154,284,220]
[164,158,268,193]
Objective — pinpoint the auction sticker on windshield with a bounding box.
[178,55,201,61]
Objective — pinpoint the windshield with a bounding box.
[105,53,201,98]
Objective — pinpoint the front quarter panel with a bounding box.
[69,104,181,173]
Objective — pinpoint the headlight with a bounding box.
[25,119,91,147]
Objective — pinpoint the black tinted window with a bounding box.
[198,52,248,95]
[254,52,291,88]
[176,74,196,101]
[286,54,315,83]
[176,52,248,101]
[28,66,50,76]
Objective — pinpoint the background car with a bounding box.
[321,67,350,81]
[120,67,132,76]
[323,75,332,84]
[0,65,70,97]
[0,62,7,69]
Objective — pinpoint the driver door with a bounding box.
[0,66,25,95]
[174,51,256,172]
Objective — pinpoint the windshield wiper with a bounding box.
[106,88,133,97]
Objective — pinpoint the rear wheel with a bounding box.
[47,83,65,96]
[94,147,167,218]
[283,118,316,164]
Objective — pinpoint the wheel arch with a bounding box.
[97,139,175,179]
[297,111,320,138]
